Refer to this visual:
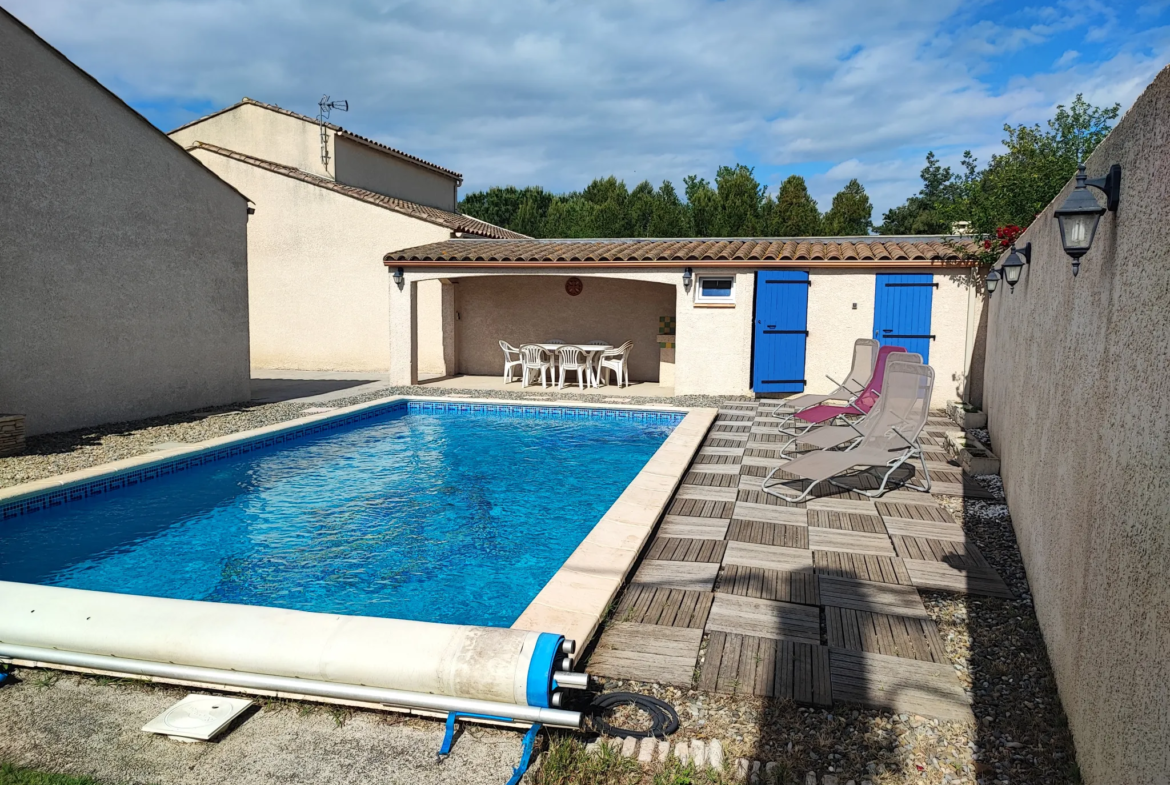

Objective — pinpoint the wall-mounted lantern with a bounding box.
[393,267,405,290]
[985,267,1000,294]
[1000,242,1031,291]
[1054,163,1121,276]
[682,267,693,292]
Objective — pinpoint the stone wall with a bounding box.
[981,65,1170,785]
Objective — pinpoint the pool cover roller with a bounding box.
[0,582,571,714]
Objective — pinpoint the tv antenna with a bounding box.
[317,95,349,168]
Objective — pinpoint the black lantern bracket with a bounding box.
[1086,164,1122,211]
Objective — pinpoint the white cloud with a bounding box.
[6,0,1168,219]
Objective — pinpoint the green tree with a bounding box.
[714,164,765,235]
[541,195,593,238]
[648,180,691,236]
[684,175,722,236]
[626,180,656,237]
[966,94,1119,232]
[880,95,1119,235]
[581,176,630,237]
[822,179,873,235]
[768,175,821,235]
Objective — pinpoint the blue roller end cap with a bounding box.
[525,632,565,708]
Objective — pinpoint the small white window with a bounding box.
[695,275,735,305]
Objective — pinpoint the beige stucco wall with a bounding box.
[397,268,755,393]
[335,137,457,212]
[170,102,334,179]
[446,275,676,382]
[781,268,976,405]
[397,265,974,399]
[189,150,450,372]
[981,65,1170,785]
[0,12,250,436]
[416,279,447,376]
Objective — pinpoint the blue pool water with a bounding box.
[0,404,676,627]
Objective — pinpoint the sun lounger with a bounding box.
[776,353,922,458]
[761,361,935,502]
[772,345,908,439]
[768,338,878,413]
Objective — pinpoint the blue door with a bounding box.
[873,274,935,362]
[753,271,810,393]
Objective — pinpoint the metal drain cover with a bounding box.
[142,694,253,741]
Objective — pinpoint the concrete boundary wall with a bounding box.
[982,65,1170,785]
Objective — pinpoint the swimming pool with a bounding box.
[0,400,681,628]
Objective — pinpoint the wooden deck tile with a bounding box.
[633,560,720,592]
[819,575,928,619]
[747,431,788,444]
[740,454,787,469]
[928,470,996,499]
[613,585,713,627]
[737,464,782,478]
[825,607,948,663]
[693,453,742,466]
[807,528,896,556]
[682,470,739,487]
[876,501,952,523]
[891,536,990,569]
[727,519,808,549]
[706,593,821,643]
[647,537,728,563]
[705,436,748,448]
[723,541,814,572]
[904,559,1013,598]
[659,515,730,540]
[882,517,968,542]
[697,633,831,706]
[676,485,738,502]
[813,551,914,585]
[712,423,751,433]
[731,501,808,526]
[743,447,785,460]
[589,623,702,687]
[805,498,879,515]
[698,446,745,457]
[829,648,974,722]
[667,497,734,518]
[806,510,887,534]
[716,564,820,605]
[736,489,808,508]
[685,463,742,475]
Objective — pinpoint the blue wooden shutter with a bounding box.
[873,273,935,363]
[753,271,810,392]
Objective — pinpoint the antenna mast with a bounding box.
[316,95,349,169]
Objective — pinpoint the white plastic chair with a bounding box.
[556,346,590,390]
[598,341,633,388]
[519,344,552,388]
[499,340,523,383]
[585,341,608,386]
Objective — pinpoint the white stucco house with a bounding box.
[168,98,525,373]
[0,9,251,436]
[384,238,985,405]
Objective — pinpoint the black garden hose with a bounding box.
[586,692,680,739]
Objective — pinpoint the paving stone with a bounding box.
[621,736,638,758]
[691,739,706,768]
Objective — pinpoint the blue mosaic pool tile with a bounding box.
[1,400,683,521]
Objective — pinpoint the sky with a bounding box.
[9,0,1169,219]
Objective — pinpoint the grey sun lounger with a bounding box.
[761,361,935,502]
[768,338,879,414]
[775,353,922,458]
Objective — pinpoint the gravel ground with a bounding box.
[589,472,1079,785]
[0,384,744,490]
[0,672,525,785]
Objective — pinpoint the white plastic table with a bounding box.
[536,344,612,388]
